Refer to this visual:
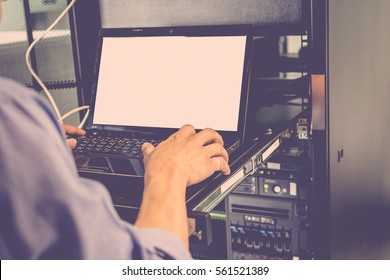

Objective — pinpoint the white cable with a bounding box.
[59,105,89,126]
[25,0,89,128]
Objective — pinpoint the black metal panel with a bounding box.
[311,130,330,259]
[22,0,38,88]
[72,0,102,107]
[99,0,307,33]
[308,0,327,74]
[310,0,330,260]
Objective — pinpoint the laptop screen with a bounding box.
[92,33,248,132]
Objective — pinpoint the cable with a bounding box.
[59,105,90,127]
[25,0,89,128]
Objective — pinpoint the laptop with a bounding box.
[73,25,254,177]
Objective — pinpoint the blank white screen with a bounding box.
[93,36,246,131]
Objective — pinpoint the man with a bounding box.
[0,2,230,259]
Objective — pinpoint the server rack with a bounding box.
[69,0,390,259]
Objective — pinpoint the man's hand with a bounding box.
[136,125,231,247]
[62,124,86,149]
[142,124,231,188]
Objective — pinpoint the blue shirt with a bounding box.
[0,77,191,259]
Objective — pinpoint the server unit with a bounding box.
[226,133,313,260]
[227,195,310,259]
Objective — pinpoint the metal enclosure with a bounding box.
[69,0,390,259]
[327,0,390,259]
[99,0,304,29]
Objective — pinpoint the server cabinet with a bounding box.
[70,0,390,259]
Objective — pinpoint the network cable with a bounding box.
[25,0,89,128]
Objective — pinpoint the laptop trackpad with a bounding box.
[75,155,144,176]
[110,157,144,176]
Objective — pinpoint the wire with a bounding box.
[59,105,90,127]
[25,0,89,128]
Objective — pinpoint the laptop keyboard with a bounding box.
[73,135,162,158]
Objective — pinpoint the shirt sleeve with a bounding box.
[0,77,192,260]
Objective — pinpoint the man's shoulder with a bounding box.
[0,76,27,89]
[0,77,37,99]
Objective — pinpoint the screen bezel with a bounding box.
[87,25,254,140]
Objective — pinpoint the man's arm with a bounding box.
[136,125,231,247]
